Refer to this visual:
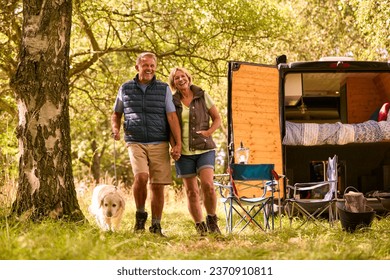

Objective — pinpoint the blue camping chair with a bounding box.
[214,163,281,233]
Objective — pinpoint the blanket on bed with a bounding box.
[283,120,390,146]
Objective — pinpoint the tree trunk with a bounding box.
[10,0,84,221]
[91,139,106,184]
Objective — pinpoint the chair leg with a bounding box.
[269,198,275,230]
[224,199,233,234]
[228,199,233,233]
[284,201,294,227]
[224,198,276,233]
[329,202,337,227]
[234,202,274,233]
[261,204,272,230]
[236,207,265,233]
[288,202,335,228]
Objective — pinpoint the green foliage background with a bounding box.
[0,0,389,188]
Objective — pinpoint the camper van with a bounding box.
[226,56,390,205]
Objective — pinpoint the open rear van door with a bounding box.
[227,61,284,197]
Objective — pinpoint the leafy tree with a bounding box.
[277,0,389,62]
[0,0,20,108]
[0,0,20,198]
[350,0,390,60]
[68,0,287,184]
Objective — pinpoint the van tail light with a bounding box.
[329,62,351,68]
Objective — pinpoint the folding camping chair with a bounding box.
[214,163,281,234]
[285,155,338,228]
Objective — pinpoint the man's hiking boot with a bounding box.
[134,211,148,233]
[206,215,221,234]
[195,221,208,236]
[149,223,166,237]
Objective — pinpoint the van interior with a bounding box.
[283,70,390,196]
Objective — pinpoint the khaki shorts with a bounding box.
[127,142,172,185]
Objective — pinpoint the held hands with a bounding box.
[170,145,181,161]
[169,131,210,160]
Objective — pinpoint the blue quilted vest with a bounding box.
[122,76,169,143]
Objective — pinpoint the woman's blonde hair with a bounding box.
[168,67,192,92]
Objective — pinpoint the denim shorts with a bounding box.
[175,150,215,178]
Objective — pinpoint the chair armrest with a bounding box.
[213,173,233,198]
[214,173,230,178]
[213,182,232,189]
[293,181,331,191]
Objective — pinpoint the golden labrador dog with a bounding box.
[89,184,126,232]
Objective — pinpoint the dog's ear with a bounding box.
[115,196,125,216]
[120,195,126,208]
[99,197,105,208]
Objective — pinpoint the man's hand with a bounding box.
[170,144,181,161]
[112,129,120,141]
[111,112,122,141]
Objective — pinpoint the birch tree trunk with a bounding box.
[10,0,84,221]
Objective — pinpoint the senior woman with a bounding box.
[168,67,222,236]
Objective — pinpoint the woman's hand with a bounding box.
[196,130,210,137]
[170,145,181,161]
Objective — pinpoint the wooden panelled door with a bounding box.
[227,61,284,197]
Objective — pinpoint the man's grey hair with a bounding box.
[136,52,157,65]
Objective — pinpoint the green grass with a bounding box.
[1,187,390,260]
